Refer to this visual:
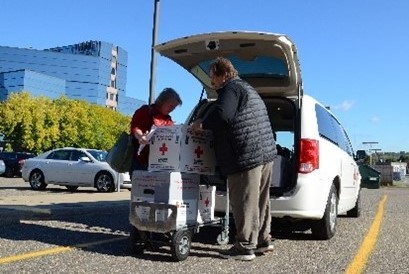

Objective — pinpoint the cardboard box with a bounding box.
[179,126,216,175]
[197,185,216,223]
[131,174,156,203]
[148,126,183,172]
[148,125,216,175]
[131,170,200,202]
[130,170,201,230]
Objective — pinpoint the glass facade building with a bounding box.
[0,41,143,116]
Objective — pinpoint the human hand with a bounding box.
[190,119,203,132]
[135,131,150,145]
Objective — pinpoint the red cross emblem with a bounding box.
[159,143,168,155]
[204,197,209,207]
[194,146,204,158]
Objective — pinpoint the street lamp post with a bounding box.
[362,141,379,166]
[148,0,160,104]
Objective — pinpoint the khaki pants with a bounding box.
[227,161,273,250]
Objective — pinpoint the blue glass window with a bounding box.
[198,55,288,78]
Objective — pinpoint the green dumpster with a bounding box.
[358,163,381,189]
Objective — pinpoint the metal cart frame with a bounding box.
[128,181,229,261]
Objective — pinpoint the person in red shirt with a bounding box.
[130,88,182,176]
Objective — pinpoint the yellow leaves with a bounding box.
[0,92,130,153]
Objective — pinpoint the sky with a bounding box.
[1,0,408,153]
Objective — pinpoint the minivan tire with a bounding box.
[311,184,338,240]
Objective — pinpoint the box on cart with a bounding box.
[131,170,200,202]
[130,170,201,230]
[197,185,216,223]
[148,125,216,175]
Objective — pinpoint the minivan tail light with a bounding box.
[298,138,319,173]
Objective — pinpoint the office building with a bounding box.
[0,41,144,116]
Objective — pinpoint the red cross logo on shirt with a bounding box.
[194,146,204,158]
[159,143,168,155]
[204,197,209,207]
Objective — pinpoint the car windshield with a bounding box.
[87,150,107,162]
[198,55,289,79]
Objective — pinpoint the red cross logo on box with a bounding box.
[159,143,168,155]
[195,146,204,158]
[204,197,209,207]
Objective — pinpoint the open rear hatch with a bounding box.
[155,31,303,99]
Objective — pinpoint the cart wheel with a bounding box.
[170,230,192,261]
[217,230,229,245]
[129,226,146,255]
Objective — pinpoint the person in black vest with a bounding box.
[192,57,277,261]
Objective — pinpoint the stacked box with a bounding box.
[148,126,183,172]
[197,185,216,223]
[148,125,216,175]
[131,175,156,203]
[131,173,156,221]
[130,170,200,229]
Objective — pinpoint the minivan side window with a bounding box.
[315,105,338,145]
[339,126,354,156]
[315,104,353,156]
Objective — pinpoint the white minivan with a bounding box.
[155,31,361,240]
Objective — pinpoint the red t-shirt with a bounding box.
[130,104,174,168]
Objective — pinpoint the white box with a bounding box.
[130,170,201,230]
[197,185,216,223]
[148,126,183,172]
[131,174,156,203]
[131,170,200,203]
[172,199,198,229]
[180,126,216,175]
[148,125,216,175]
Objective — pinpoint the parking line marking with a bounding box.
[345,195,387,274]
[0,236,128,265]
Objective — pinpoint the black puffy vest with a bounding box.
[213,78,277,175]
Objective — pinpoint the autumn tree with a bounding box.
[0,92,130,153]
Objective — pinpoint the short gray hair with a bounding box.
[155,88,182,106]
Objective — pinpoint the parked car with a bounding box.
[22,147,131,192]
[0,151,36,177]
[0,160,5,176]
[155,31,361,240]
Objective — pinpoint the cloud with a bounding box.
[333,100,355,111]
[370,116,380,123]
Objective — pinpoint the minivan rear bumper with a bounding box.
[214,175,330,220]
[270,175,329,219]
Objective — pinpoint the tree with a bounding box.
[0,92,131,153]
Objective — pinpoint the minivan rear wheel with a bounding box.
[311,184,337,240]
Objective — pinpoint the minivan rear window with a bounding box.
[198,55,289,79]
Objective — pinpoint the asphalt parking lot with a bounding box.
[1,176,409,274]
